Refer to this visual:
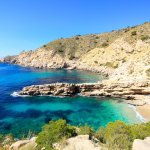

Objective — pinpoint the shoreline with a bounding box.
[136,104,150,122]
[4,62,150,124]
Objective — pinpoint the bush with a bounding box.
[0,135,3,143]
[131,31,137,36]
[141,35,149,41]
[105,121,132,150]
[78,125,94,139]
[96,121,150,150]
[95,126,106,143]
[130,122,150,140]
[145,68,150,77]
[75,37,80,40]
[102,42,109,47]
[94,61,98,64]
[36,119,76,150]
[69,55,75,60]
[105,62,118,69]
[58,49,64,53]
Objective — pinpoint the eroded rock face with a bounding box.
[18,80,150,106]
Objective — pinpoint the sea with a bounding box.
[0,63,143,138]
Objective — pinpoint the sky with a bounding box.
[0,0,150,57]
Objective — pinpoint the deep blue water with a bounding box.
[0,63,141,138]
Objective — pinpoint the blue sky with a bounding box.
[0,0,150,57]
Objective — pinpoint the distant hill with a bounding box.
[2,22,150,82]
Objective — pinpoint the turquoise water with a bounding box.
[0,63,141,138]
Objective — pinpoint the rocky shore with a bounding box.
[18,80,150,106]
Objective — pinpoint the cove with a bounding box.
[0,63,142,138]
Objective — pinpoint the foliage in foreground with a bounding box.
[96,121,150,150]
[36,119,150,150]
[1,119,150,150]
[36,119,76,150]
[77,125,94,139]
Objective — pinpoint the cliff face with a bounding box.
[3,22,150,81]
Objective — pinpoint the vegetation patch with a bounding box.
[77,125,94,139]
[131,31,137,36]
[96,121,150,150]
[104,62,118,69]
[69,55,75,60]
[36,119,76,150]
[102,42,109,47]
[146,68,150,77]
[141,35,149,41]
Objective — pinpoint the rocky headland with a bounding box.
[18,80,150,106]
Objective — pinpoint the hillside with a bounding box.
[2,22,150,82]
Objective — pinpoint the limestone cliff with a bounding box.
[2,22,150,82]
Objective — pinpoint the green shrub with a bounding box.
[105,62,118,69]
[78,125,94,139]
[95,121,150,150]
[131,31,137,36]
[141,35,149,41]
[58,49,64,53]
[146,68,150,77]
[130,122,150,140]
[69,55,75,60]
[36,119,76,150]
[43,45,47,47]
[95,126,106,143]
[75,37,80,40]
[0,135,3,143]
[104,121,132,150]
[102,42,109,47]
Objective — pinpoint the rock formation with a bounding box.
[9,137,36,150]
[60,135,101,150]
[133,137,150,150]
[18,80,150,106]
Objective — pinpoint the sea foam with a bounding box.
[128,105,146,122]
[11,92,30,97]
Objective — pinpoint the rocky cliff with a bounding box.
[18,80,150,106]
[2,22,150,82]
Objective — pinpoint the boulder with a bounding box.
[9,137,36,150]
[133,137,150,150]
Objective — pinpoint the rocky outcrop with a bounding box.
[1,55,17,63]
[9,135,101,150]
[9,137,36,150]
[18,83,101,96]
[18,80,150,106]
[132,137,150,150]
[61,135,101,150]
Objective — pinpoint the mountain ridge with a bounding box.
[1,22,150,82]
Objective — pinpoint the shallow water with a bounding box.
[0,63,142,137]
